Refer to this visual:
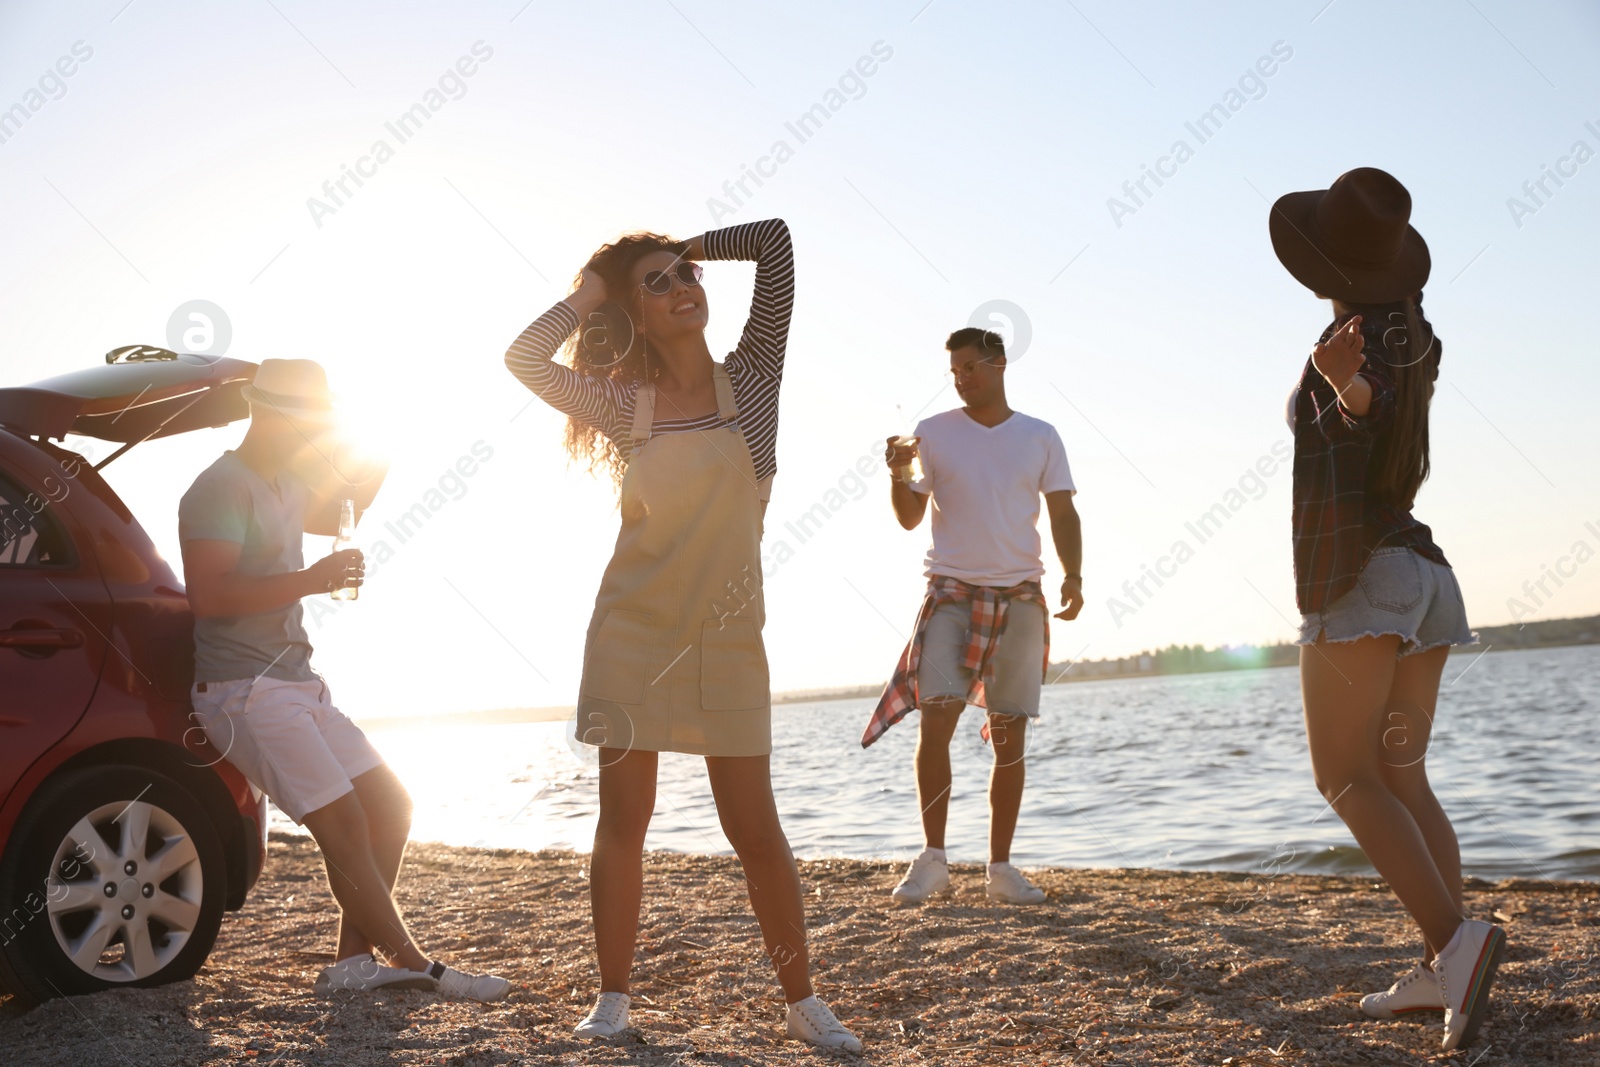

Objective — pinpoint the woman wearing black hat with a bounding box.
[1269,167,1504,1052]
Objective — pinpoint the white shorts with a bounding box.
[916,598,1047,719]
[191,675,384,824]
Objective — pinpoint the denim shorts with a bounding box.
[917,598,1046,718]
[1297,547,1476,657]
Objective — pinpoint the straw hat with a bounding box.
[240,359,336,424]
[1269,167,1430,304]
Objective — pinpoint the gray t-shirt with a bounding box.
[179,452,316,683]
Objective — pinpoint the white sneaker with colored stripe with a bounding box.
[1436,920,1507,1051]
[1360,960,1443,1019]
[786,995,862,1052]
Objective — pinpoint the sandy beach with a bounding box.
[1,833,1595,1066]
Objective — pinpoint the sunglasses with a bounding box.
[639,261,703,296]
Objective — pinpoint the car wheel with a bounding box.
[0,764,226,1004]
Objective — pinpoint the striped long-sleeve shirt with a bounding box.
[505,218,794,484]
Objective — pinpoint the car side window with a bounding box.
[0,470,71,567]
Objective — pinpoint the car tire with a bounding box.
[0,764,226,1004]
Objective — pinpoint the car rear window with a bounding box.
[0,471,71,566]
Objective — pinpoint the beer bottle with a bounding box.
[332,498,358,601]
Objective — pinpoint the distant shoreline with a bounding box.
[355,613,1598,730]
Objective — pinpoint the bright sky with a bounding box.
[2,1,1596,719]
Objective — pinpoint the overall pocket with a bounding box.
[700,618,769,711]
[581,609,657,705]
[1359,550,1425,614]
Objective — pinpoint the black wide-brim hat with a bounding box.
[1269,167,1430,304]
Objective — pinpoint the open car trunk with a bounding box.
[0,346,257,466]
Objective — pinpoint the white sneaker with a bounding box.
[786,995,863,1052]
[985,862,1045,905]
[1436,920,1507,1051]
[574,991,631,1038]
[1360,960,1443,1019]
[313,953,435,995]
[891,848,950,904]
[432,962,512,1002]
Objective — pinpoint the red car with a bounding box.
[0,346,268,1004]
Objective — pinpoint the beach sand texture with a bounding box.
[1,833,1595,1065]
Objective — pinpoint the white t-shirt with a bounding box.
[910,408,1076,586]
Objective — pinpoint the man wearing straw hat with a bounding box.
[179,358,508,1000]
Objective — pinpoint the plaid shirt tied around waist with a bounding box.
[861,576,1051,749]
[1292,315,1448,616]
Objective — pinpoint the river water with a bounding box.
[276,644,1599,881]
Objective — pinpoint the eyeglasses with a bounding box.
[639,262,703,296]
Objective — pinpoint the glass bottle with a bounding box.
[331,498,358,601]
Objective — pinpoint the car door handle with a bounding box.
[1,626,85,650]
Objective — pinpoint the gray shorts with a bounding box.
[917,598,1047,718]
[1297,547,1475,657]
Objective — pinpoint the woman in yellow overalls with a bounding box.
[504,219,861,1052]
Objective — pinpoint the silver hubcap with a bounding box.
[45,800,203,982]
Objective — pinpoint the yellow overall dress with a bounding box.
[574,362,772,757]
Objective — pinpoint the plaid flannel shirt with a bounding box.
[861,576,1051,748]
[1292,316,1447,615]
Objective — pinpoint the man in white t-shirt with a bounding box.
[864,327,1083,906]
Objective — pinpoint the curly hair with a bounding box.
[559,231,686,486]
